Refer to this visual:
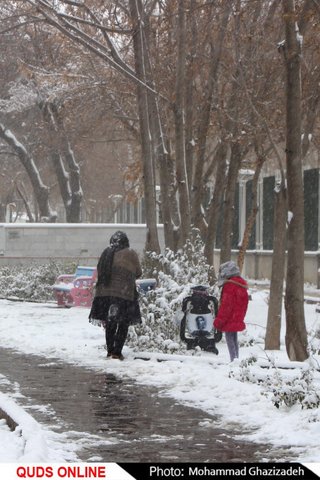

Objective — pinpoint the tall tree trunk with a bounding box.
[220,142,242,263]
[129,0,160,253]
[62,142,82,223]
[238,156,264,272]
[191,2,232,235]
[16,181,35,222]
[0,203,5,223]
[204,142,228,266]
[184,0,197,197]
[283,0,308,361]
[173,0,190,248]
[265,178,287,350]
[142,14,176,251]
[0,124,56,222]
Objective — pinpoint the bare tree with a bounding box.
[0,124,56,221]
[238,155,265,272]
[173,0,191,247]
[128,0,161,253]
[265,173,287,350]
[191,1,233,236]
[8,0,160,249]
[40,100,83,223]
[219,0,261,264]
[15,180,35,222]
[265,0,319,351]
[203,142,228,267]
[1,0,319,278]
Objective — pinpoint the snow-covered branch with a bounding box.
[0,124,56,221]
[25,0,163,99]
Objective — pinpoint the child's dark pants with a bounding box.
[225,332,239,361]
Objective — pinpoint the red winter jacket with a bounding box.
[213,276,249,332]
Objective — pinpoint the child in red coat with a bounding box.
[213,261,249,362]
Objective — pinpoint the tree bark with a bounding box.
[173,0,190,248]
[282,0,308,361]
[39,101,83,223]
[220,142,242,263]
[265,179,287,350]
[238,156,264,272]
[62,141,82,223]
[0,204,5,223]
[204,142,228,266]
[184,0,197,197]
[16,181,35,222]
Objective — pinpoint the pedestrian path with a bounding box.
[0,347,295,462]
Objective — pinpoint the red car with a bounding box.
[52,266,156,308]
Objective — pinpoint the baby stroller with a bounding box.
[179,285,222,354]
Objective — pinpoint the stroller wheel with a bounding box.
[204,343,219,355]
[214,330,223,343]
[186,340,196,350]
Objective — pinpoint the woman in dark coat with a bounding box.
[89,231,142,360]
[213,261,249,362]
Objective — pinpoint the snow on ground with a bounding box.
[0,288,319,463]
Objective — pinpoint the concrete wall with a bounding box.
[0,223,318,286]
[0,223,165,265]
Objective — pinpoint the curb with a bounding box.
[0,407,18,431]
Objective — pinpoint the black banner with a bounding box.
[118,463,319,480]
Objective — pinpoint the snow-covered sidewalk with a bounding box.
[0,290,319,463]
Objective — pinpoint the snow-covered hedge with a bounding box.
[0,262,77,302]
[230,356,320,410]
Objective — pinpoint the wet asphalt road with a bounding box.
[0,347,295,462]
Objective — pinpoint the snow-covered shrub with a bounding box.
[143,229,216,287]
[238,331,256,347]
[229,355,259,383]
[231,355,320,410]
[127,286,183,353]
[0,262,77,302]
[308,327,320,355]
[268,368,320,410]
[127,230,217,353]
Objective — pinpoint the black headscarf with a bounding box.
[96,231,130,287]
